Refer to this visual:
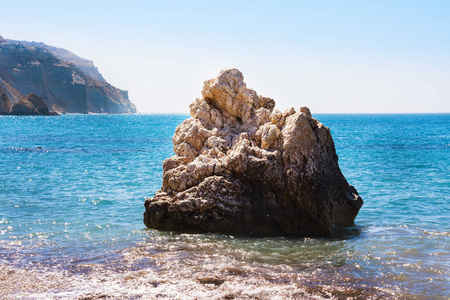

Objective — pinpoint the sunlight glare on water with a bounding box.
[0,114,449,299]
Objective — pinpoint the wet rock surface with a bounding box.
[144,69,363,236]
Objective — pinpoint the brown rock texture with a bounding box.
[0,84,11,114]
[144,69,363,236]
[9,93,58,116]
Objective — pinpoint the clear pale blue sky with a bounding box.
[1,0,449,113]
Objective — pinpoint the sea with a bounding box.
[0,114,448,299]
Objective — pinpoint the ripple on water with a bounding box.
[0,114,449,299]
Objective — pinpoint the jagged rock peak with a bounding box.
[144,68,363,237]
[0,36,6,44]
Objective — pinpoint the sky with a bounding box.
[0,0,449,113]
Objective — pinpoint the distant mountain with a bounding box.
[0,35,137,114]
[8,39,106,82]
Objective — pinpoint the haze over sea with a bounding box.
[0,113,449,299]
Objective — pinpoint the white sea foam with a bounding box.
[0,236,405,300]
[0,261,389,300]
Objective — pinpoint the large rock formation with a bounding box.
[144,69,363,236]
[9,93,58,116]
[0,37,136,114]
[0,83,57,116]
[0,84,11,114]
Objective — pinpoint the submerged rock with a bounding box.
[144,69,363,236]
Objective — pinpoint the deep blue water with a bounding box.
[0,114,448,298]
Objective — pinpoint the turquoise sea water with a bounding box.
[0,114,448,299]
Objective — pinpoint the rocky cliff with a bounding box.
[0,83,58,116]
[7,39,106,82]
[144,69,363,237]
[0,84,11,114]
[9,93,58,116]
[0,36,136,114]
